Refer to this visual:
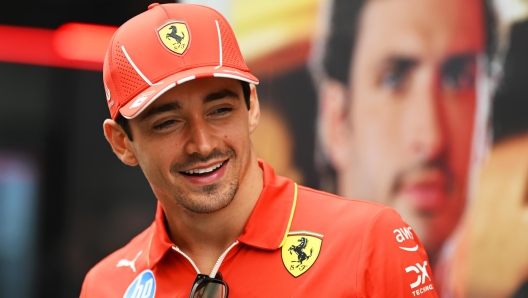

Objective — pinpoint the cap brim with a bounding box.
[119,66,259,119]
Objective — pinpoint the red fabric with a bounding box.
[80,160,438,297]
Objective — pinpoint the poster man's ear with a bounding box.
[317,79,350,172]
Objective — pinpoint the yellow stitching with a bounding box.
[287,230,324,238]
[279,183,298,248]
[147,231,154,267]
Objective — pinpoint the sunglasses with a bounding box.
[189,272,229,298]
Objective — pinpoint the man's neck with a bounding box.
[160,158,264,274]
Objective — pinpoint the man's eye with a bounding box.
[379,60,415,91]
[381,71,406,90]
[153,120,176,130]
[211,107,232,115]
[442,57,477,91]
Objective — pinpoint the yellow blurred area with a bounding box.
[231,0,324,66]
[251,105,304,184]
[219,0,321,183]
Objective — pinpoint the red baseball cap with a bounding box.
[103,3,259,120]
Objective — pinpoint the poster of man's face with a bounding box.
[311,0,488,261]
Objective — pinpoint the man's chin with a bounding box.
[177,194,233,214]
[392,198,453,256]
[395,188,448,214]
[175,181,239,214]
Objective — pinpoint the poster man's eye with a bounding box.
[380,58,417,91]
[442,55,477,91]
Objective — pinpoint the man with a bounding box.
[80,3,437,297]
[309,0,494,266]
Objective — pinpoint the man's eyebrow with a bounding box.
[442,52,477,72]
[444,52,478,64]
[138,89,240,120]
[139,102,181,121]
[381,56,419,72]
[203,89,240,104]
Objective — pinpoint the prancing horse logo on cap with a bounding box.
[157,20,190,55]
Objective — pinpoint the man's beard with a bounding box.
[175,179,239,214]
[391,157,454,199]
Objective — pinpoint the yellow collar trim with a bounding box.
[147,230,154,267]
[278,182,298,248]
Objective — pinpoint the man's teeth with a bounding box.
[185,162,223,174]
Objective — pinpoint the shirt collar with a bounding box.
[236,159,297,250]
[147,202,174,269]
[147,159,297,268]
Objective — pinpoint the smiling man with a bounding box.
[80,3,438,297]
[310,0,494,268]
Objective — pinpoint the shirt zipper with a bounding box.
[172,240,239,278]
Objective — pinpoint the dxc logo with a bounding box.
[123,270,156,298]
[405,261,431,289]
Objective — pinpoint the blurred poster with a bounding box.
[184,0,528,296]
[0,152,38,298]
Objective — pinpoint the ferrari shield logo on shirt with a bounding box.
[281,231,323,277]
[157,20,190,55]
[123,269,156,298]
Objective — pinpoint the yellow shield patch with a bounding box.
[157,21,190,55]
[281,231,323,277]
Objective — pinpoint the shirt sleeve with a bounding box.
[356,206,439,298]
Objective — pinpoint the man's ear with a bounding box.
[248,84,260,134]
[317,79,350,172]
[103,119,139,166]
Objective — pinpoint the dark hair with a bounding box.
[116,80,251,141]
[313,0,497,86]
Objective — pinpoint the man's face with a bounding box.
[327,0,484,255]
[124,78,258,214]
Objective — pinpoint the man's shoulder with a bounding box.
[82,224,154,290]
[293,184,409,233]
[296,184,390,216]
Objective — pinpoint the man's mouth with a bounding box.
[182,161,224,176]
[394,166,452,213]
[171,148,235,185]
[179,160,229,184]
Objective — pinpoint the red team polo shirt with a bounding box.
[80,160,438,297]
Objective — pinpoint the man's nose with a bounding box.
[405,74,446,161]
[184,119,215,156]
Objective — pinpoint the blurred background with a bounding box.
[0,0,527,297]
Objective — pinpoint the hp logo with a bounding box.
[123,270,156,298]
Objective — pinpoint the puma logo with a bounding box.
[116,250,142,272]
